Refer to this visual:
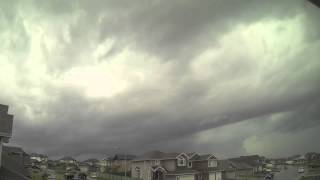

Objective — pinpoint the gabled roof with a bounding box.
[215,160,252,171]
[151,165,167,173]
[190,154,217,161]
[84,158,99,163]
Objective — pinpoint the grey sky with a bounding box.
[0,0,320,160]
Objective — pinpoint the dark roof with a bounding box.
[215,160,252,171]
[134,151,179,161]
[229,155,263,167]
[113,154,136,160]
[83,158,99,163]
[60,156,76,161]
[190,154,216,161]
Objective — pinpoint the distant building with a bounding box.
[59,156,77,164]
[229,155,264,173]
[109,154,136,174]
[30,153,48,163]
[131,151,218,180]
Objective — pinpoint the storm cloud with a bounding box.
[1,0,320,160]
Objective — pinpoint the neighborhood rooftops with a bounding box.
[112,154,136,160]
[133,151,217,161]
[229,155,263,167]
[133,151,179,161]
[189,154,217,161]
[59,156,76,161]
[214,160,253,172]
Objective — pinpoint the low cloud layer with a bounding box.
[1,0,320,160]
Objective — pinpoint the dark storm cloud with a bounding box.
[1,0,320,159]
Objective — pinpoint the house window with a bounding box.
[208,160,217,167]
[177,157,186,166]
[188,162,192,168]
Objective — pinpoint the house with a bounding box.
[30,153,48,163]
[79,162,90,173]
[209,160,254,180]
[100,156,113,167]
[100,156,113,172]
[229,155,264,173]
[80,159,100,173]
[84,158,100,166]
[293,155,307,165]
[109,154,136,174]
[131,151,218,180]
[306,152,320,162]
[59,156,77,164]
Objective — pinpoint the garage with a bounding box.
[178,174,195,180]
[209,172,222,180]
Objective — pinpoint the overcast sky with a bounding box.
[1,0,320,160]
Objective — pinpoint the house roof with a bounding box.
[134,151,179,161]
[214,160,253,172]
[83,158,99,163]
[59,156,76,161]
[190,154,216,161]
[30,153,48,158]
[113,154,136,160]
[229,155,262,167]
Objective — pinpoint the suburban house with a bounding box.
[293,155,307,164]
[229,155,264,174]
[83,158,100,166]
[79,162,90,173]
[109,154,136,174]
[209,160,255,180]
[30,153,48,163]
[131,151,218,180]
[79,159,100,173]
[100,156,113,172]
[0,104,30,180]
[59,156,77,164]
